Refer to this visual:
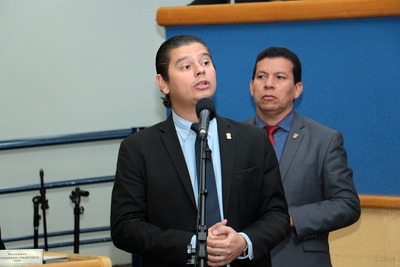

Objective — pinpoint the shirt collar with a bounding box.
[255,110,294,132]
[172,110,217,140]
[172,111,192,141]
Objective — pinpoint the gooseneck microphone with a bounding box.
[195,98,216,140]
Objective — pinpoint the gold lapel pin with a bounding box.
[292,133,299,139]
[226,133,232,140]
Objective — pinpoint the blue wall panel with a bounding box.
[166,16,400,196]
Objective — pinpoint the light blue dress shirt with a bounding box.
[172,111,253,262]
[173,111,223,210]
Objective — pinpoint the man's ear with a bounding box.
[294,82,303,100]
[156,74,169,94]
[249,80,255,97]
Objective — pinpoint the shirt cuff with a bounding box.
[237,232,254,260]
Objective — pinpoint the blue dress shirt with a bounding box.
[172,111,253,262]
[255,110,295,162]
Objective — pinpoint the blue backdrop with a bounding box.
[166,16,400,196]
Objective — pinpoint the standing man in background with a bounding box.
[247,46,360,266]
[111,35,290,267]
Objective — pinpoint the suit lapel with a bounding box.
[279,113,305,181]
[160,116,197,209]
[216,117,234,215]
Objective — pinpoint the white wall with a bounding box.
[0,0,191,265]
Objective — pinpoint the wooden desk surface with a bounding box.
[26,252,112,267]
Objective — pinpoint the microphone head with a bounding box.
[196,98,216,119]
[80,191,90,197]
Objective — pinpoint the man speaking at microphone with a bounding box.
[110,35,290,267]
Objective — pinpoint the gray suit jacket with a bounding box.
[247,112,360,267]
[111,115,290,267]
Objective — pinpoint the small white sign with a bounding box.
[0,249,43,266]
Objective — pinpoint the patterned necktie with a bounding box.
[265,125,280,146]
[191,123,221,227]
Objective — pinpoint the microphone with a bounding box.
[80,190,90,197]
[195,98,216,140]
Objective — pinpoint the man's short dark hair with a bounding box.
[252,47,302,84]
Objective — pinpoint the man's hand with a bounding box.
[206,219,247,266]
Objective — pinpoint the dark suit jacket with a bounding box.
[247,112,360,267]
[111,115,290,267]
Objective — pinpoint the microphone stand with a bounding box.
[39,169,49,251]
[187,135,209,267]
[32,196,41,249]
[70,187,89,253]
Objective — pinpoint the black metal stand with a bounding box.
[187,136,209,267]
[39,169,49,251]
[70,187,89,253]
[32,196,41,249]
[32,169,49,250]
